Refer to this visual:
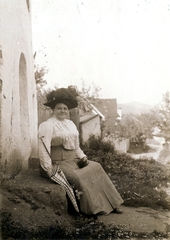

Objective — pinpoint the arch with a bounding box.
[19,53,30,168]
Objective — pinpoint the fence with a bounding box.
[38,107,53,126]
[38,107,79,128]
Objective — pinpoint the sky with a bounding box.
[31,0,170,105]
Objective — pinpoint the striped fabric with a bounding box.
[50,165,79,213]
[39,136,79,213]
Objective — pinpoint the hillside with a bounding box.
[118,102,154,115]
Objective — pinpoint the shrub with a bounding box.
[82,135,170,210]
[83,135,115,153]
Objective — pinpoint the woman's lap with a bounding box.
[58,159,123,215]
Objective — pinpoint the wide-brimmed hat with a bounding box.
[44,88,78,109]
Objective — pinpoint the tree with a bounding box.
[34,64,48,90]
[156,91,170,144]
[34,64,49,108]
[135,109,161,138]
[79,80,101,100]
[113,114,147,142]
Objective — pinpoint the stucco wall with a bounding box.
[0,0,38,178]
[80,115,101,144]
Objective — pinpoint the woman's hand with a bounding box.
[77,157,89,168]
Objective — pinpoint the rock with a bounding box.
[1,169,68,215]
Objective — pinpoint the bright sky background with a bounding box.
[31,0,170,105]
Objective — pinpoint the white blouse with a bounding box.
[38,116,86,176]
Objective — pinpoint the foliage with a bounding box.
[83,134,115,153]
[112,97,169,142]
[113,114,148,142]
[34,64,60,109]
[79,80,102,100]
[34,64,48,90]
[34,64,48,109]
[156,91,170,144]
[82,135,170,210]
[135,109,162,137]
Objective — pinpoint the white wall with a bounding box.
[80,115,101,144]
[0,0,38,178]
[103,136,130,153]
[112,138,130,153]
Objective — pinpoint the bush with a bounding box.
[82,135,170,210]
[83,134,115,153]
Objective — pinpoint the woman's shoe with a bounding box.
[112,207,123,214]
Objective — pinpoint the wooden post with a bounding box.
[70,108,80,132]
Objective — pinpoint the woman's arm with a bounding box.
[74,129,87,159]
[38,121,54,177]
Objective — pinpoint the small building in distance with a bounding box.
[78,99,105,144]
[91,98,119,135]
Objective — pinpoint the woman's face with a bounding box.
[53,103,69,120]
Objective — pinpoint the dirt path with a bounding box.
[130,144,162,161]
[98,205,170,235]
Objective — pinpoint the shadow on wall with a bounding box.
[0,149,23,181]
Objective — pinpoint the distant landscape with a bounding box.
[117,102,154,115]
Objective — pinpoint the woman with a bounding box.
[38,88,123,216]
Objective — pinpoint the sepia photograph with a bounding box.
[0,0,170,239]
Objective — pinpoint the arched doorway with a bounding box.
[19,53,30,168]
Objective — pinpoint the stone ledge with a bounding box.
[1,169,68,215]
[28,157,40,169]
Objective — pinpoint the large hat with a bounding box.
[44,88,78,109]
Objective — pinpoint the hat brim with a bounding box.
[44,98,78,109]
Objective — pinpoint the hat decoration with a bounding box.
[44,88,78,109]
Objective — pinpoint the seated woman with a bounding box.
[38,88,123,216]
